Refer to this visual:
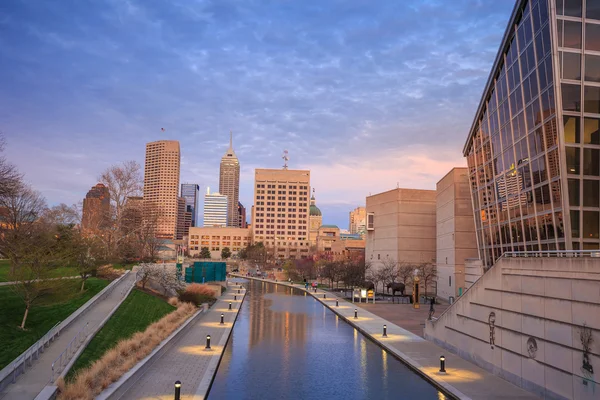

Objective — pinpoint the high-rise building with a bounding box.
[122,196,143,234]
[238,202,247,228]
[82,183,110,232]
[219,132,240,227]
[252,168,311,259]
[143,140,181,239]
[204,188,228,227]
[176,196,186,240]
[180,183,199,227]
[464,0,600,267]
[349,206,366,235]
[309,191,322,247]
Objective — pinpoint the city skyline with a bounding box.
[0,1,516,228]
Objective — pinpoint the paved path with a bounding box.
[0,272,136,400]
[355,302,449,337]
[235,275,539,400]
[118,281,246,400]
[0,276,79,287]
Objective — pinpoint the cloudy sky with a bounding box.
[0,0,515,228]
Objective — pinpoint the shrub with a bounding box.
[168,297,179,307]
[186,283,216,297]
[178,284,216,306]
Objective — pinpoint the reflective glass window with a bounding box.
[555,212,565,239]
[584,118,600,144]
[586,23,600,52]
[545,118,559,148]
[583,211,599,238]
[564,0,582,17]
[566,146,580,174]
[563,115,580,143]
[561,52,581,80]
[587,2,600,20]
[548,148,561,178]
[568,178,580,206]
[583,242,600,249]
[583,148,600,176]
[585,55,600,83]
[562,20,582,49]
[583,180,600,207]
[571,210,580,238]
[562,83,582,111]
[584,86,600,114]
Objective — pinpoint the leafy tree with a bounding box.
[200,247,211,259]
[221,247,232,260]
[68,231,105,291]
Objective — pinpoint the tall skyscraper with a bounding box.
[143,140,180,239]
[180,183,200,227]
[252,168,311,259]
[176,196,186,240]
[82,183,110,232]
[349,206,366,235]
[219,132,240,227]
[238,202,247,228]
[464,0,600,266]
[204,188,228,227]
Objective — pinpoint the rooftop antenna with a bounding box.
[282,150,289,170]
[229,130,233,150]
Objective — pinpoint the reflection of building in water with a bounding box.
[248,284,307,349]
[497,165,527,211]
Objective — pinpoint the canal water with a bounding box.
[208,280,446,400]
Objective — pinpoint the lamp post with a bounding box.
[229,302,232,310]
[383,325,387,338]
[174,381,181,400]
[354,309,358,319]
[220,314,224,325]
[206,335,211,349]
[439,355,446,373]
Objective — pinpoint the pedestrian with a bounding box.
[428,297,435,320]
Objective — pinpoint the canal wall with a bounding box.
[235,274,538,400]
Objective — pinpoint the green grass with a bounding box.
[110,262,137,271]
[0,259,79,282]
[66,289,175,380]
[0,278,108,369]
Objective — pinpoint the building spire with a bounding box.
[229,130,233,151]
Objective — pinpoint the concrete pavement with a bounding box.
[0,272,136,400]
[236,275,540,400]
[115,281,246,400]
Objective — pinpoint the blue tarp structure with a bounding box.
[185,261,227,283]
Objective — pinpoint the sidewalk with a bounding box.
[0,273,136,400]
[0,276,79,287]
[117,282,246,400]
[236,275,539,400]
[355,302,449,337]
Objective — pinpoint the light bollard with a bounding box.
[238,289,241,294]
[439,355,446,373]
[383,325,388,338]
[323,294,326,299]
[220,313,224,325]
[336,300,339,307]
[206,335,211,349]
[229,302,232,310]
[354,309,358,319]
[234,295,237,301]
[174,381,181,400]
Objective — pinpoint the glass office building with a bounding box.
[464,0,600,266]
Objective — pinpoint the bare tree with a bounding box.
[398,261,415,286]
[43,203,81,227]
[0,132,22,198]
[380,257,398,292]
[418,263,437,297]
[137,263,160,290]
[98,161,143,221]
[68,231,105,291]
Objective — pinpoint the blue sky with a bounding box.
[0,0,515,229]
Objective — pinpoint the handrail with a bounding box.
[50,322,89,382]
[501,250,600,258]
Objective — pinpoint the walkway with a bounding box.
[236,275,539,400]
[117,281,246,400]
[355,302,449,337]
[0,272,136,400]
[0,276,79,287]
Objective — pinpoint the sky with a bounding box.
[0,0,515,229]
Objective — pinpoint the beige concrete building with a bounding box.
[309,192,322,247]
[366,188,436,270]
[331,238,366,261]
[436,168,478,301]
[252,168,311,259]
[349,206,366,235]
[316,225,339,252]
[143,140,180,239]
[188,226,251,259]
[219,132,240,227]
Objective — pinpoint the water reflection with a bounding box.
[209,280,445,400]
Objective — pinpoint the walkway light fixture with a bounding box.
[174,380,181,400]
[220,314,224,325]
[354,309,358,319]
[323,294,326,299]
[336,300,339,307]
[206,335,211,349]
[383,325,387,338]
[229,302,232,310]
[234,295,237,301]
[439,355,446,373]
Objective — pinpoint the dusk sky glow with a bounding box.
[0,0,516,228]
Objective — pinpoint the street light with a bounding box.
[174,381,181,400]
[439,355,446,373]
[383,325,387,338]
[206,335,211,349]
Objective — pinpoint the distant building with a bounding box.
[349,206,366,236]
[181,183,199,227]
[435,168,478,301]
[316,225,339,252]
[204,188,228,227]
[122,196,143,233]
[219,132,240,227]
[309,191,322,247]
[143,140,180,239]
[176,196,186,240]
[252,168,311,259]
[238,202,247,228]
[366,188,436,270]
[188,226,252,259]
[331,237,366,261]
[82,183,110,232]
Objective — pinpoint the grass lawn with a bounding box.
[66,289,175,380]
[0,277,108,369]
[110,262,137,271]
[0,259,79,282]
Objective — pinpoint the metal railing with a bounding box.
[502,250,600,258]
[50,322,89,382]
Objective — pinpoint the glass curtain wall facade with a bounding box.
[464,0,600,266]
